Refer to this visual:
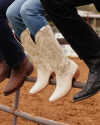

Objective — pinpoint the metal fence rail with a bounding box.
[0,76,86,125]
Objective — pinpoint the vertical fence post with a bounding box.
[13,89,20,125]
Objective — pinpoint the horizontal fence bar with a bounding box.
[25,76,86,89]
[0,105,69,125]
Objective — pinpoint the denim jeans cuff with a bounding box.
[8,53,25,68]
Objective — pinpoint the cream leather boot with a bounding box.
[35,25,80,102]
[21,29,55,95]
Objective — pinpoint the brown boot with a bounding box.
[4,56,34,96]
[0,59,11,82]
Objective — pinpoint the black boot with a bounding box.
[73,50,100,102]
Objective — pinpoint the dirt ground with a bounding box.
[0,57,100,125]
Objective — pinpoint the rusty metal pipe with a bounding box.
[0,104,69,125]
[25,76,86,89]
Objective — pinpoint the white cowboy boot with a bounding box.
[35,25,80,102]
[21,28,55,95]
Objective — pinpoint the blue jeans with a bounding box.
[0,0,25,67]
[7,0,49,40]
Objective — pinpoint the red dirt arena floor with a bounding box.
[0,57,100,125]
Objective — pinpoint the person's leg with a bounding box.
[0,0,34,95]
[20,0,49,38]
[7,0,55,96]
[21,28,55,95]
[0,0,14,83]
[20,0,80,102]
[6,0,27,40]
[7,0,80,102]
[40,0,100,102]
[7,0,48,39]
[21,0,81,102]
[0,0,25,67]
[40,0,100,60]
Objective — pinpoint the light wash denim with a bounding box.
[7,0,49,40]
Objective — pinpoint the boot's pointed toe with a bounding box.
[49,89,64,102]
[73,88,100,102]
[73,71,100,102]
[73,93,80,100]
[29,82,43,95]
[73,92,84,102]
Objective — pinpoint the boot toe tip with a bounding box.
[49,96,57,102]
[3,90,10,96]
[29,90,34,95]
[49,97,54,102]
[73,94,79,100]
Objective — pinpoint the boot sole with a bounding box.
[50,66,80,103]
[4,66,34,96]
[4,81,24,96]
[73,89,100,102]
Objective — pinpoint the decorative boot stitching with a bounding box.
[36,26,70,78]
[22,32,52,74]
